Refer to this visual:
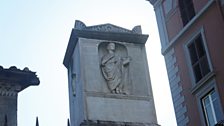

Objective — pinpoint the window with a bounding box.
[188,34,210,83]
[201,90,223,126]
[179,0,195,26]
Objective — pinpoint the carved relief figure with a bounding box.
[101,42,131,94]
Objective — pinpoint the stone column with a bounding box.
[0,88,18,126]
[0,66,39,126]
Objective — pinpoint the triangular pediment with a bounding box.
[74,20,142,34]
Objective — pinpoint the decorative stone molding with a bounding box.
[0,66,39,92]
[164,49,189,126]
[80,120,160,126]
[0,84,20,96]
[74,20,142,34]
[0,65,39,126]
[86,91,152,101]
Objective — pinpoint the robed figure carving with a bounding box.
[101,43,131,94]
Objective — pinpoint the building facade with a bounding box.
[148,0,224,126]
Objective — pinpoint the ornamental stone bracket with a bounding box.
[0,66,40,94]
[0,65,39,126]
[0,84,21,96]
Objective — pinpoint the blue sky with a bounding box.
[0,0,177,125]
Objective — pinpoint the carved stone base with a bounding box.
[80,120,160,126]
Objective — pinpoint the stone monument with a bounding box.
[0,66,39,126]
[63,20,159,126]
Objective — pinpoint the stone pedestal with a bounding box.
[64,20,159,126]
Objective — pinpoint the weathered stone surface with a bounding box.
[0,66,39,92]
[86,96,156,123]
[74,20,142,34]
[64,20,158,126]
[0,66,40,126]
[100,42,131,94]
[79,38,151,96]
[80,120,160,126]
[0,96,17,126]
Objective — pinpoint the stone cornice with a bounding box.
[63,20,149,68]
[80,120,160,126]
[74,20,142,34]
[0,66,40,92]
